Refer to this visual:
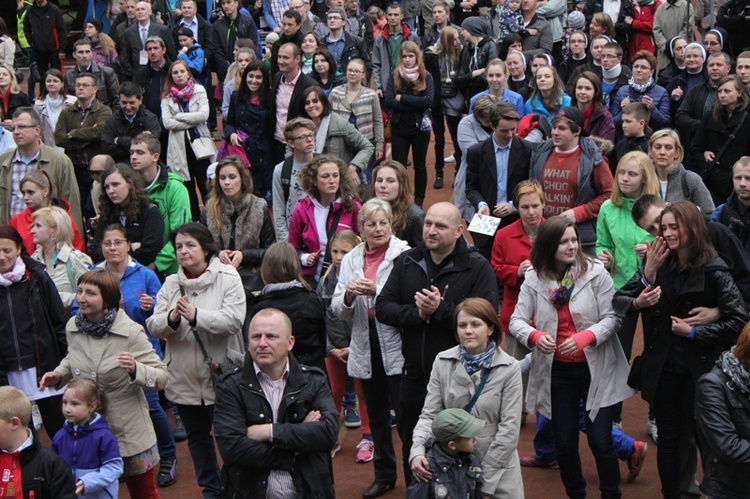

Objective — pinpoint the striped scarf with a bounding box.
[459,340,496,375]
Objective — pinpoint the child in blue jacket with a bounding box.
[51,379,123,499]
[177,26,208,87]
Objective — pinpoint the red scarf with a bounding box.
[0,88,10,120]
[169,78,196,104]
[582,104,595,130]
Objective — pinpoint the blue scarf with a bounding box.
[459,340,496,375]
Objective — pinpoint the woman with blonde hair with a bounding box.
[384,41,434,207]
[161,60,214,220]
[83,19,118,67]
[329,58,384,183]
[29,206,92,311]
[425,27,464,188]
[288,154,361,283]
[0,65,31,130]
[372,160,424,247]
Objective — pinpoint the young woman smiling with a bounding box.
[571,71,615,141]
[372,160,424,247]
[524,65,571,124]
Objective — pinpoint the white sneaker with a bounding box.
[31,403,42,431]
[647,418,658,444]
[444,154,455,163]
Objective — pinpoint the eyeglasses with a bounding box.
[327,15,342,20]
[347,68,363,74]
[102,239,128,248]
[88,169,105,176]
[75,83,96,88]
[705,41,721,46]
[10,125,38,132]
[600,54,619,60]
[291,132,315,142]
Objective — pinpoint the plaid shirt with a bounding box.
[9,149,40,218]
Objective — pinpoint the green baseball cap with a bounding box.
[432,408,485,443]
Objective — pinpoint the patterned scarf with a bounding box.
[401,66,420,82]
[75,307,118,338]
[628,75,654,94]
[459,340,496,375]
[169,78,196,103]
[0,257,25,287]
[548,265,578,308]
[719,347,750,400]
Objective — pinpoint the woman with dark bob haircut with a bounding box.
[571,71,615,141]
[695,321,750,499]
[410,297,524,496]
[40,268,168,498]
[614,202,747,498]
[147,222,246,499]
[511,216,634,498]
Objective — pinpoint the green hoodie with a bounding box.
[148,167,191,275]
[596,197,654,289]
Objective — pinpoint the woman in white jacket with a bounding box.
[332,198,409,499]
[160,60,215,221]
[410,297,524,498]
[509,216,634,499]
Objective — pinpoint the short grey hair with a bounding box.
[358,198,393,228]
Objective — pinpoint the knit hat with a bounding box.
[461,16,491,39]
[568,11,585,30]
[265,32,280,45]
[555,107,589,136]
[432,409,486,444]
[85,18,104,33]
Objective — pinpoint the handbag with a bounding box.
[383,114,392,143]
[178,285,244,384]
[420,109,432,132]
[440,80,458,98]
[190,135,218,160]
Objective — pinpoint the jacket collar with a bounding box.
[383,22,411,41]
[405,237,473,270]
[240,353,308,396]
[438,344,516,368]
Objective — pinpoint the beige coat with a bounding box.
[410,346,525,498]
[54,310,168,458]
[160,84,214,180]
[31,244,92,311]
[509,260,635,421]
[147,256,245,406]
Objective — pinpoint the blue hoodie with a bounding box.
[51,414,123,499]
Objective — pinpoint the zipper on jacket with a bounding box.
[6,293,23,371]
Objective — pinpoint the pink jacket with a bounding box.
[288,196,361,279]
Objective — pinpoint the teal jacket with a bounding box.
[148,166,191,275]
[596,197,653,289]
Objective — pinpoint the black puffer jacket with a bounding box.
[695,353,750,499]
[248,284,327,371]
[375,239,499,382]
[19,430,76,498]
[214,354,338,499]
[614,257,747,403]
[0,256,68,382]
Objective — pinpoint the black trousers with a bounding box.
[392,130,430,201]
[397,373,428,486]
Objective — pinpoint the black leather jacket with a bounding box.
[214,354,338,499]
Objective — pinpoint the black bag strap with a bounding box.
[179,284,212,365]
[705,111,749,176]
[281,156,294,205]
[464,368,491,413]
[321,206,344,269]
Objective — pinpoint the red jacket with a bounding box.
[628,1,660,60]
[9,201,85,256]
[491,218,545,333]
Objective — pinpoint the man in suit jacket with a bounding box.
[121,1,177,79]
[270,42,318,164]
[465,102,532,261]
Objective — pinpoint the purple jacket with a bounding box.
[288,197,361,279]
[587,104,616,142]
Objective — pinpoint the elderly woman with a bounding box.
[147,223,246,499]
[332,198,410,499]
[695,321,750,499]
[410,297,524,498]
[30,206,92,311]
[510,216,634,499]
[40,269,168,498]
[612,50,670,132]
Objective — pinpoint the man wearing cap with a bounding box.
[529,107,613,253]
[465,102,532,261]
[213,308,338,498]
[406,409,486,499]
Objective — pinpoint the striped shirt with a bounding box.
[254,361,296,499]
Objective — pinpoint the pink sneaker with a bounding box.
[356,438,374,463]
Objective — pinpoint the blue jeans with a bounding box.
[343,373,357,411]
[551,361,621,499]
[143,388,176,461]
[175,403,221,499]
[533,408,635,462]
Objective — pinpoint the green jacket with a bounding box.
[16,1,32,49]
[0,143,82,231]
[595,197,654,289]
[148,166,190,275]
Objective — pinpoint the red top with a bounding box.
[0,451,23,498]
[9,204,85,256]
[529,303,596,363]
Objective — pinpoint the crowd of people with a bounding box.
[0,0,749,497]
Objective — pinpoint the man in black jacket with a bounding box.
[321,7,371,85]
[120,1,178,79]
[101,82,162,161]
[173,0,221,64]
[23,0,67,81]
[465,102,532,261]
[375,202,499,487]
[64,40,121,112]
[134,37,172,150]
[212,0,261,81]
[214,309,338,499]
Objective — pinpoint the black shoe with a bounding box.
[157,459,177,487]
[433,176,444,189]
[363,480,396,498]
